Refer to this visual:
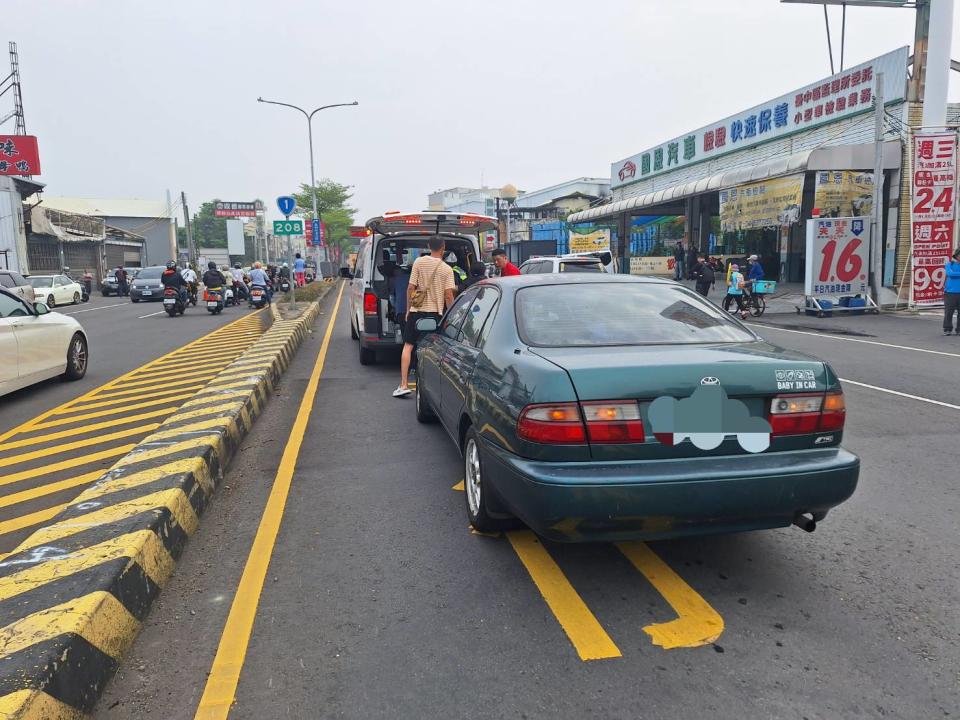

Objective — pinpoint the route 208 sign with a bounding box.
[805,217,869,298]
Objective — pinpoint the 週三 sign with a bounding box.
[273,219,304,236]
[804,217,869,298]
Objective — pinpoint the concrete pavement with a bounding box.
[99,284,959,720]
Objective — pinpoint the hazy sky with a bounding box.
[6,1,959,223]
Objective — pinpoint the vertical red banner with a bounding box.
[911,131,957,306]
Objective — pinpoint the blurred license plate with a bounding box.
[142,290,153,296]
[207,301,219,308]
[163,298,176,305]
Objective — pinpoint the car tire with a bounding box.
[359,343,376,365]
[132,298,140,303]
[415,380,437,423]
[62,333,88,381]
[46,295,55,308]
[73,292,81,305]
[463,427,507,533]
[350,319,359,340]
[102,290,110,297]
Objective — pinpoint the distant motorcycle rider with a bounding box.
[231,262,248,300]
[202,261,226,295]
[181,265,198,304]
[160,261,187,304]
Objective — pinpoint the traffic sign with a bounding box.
[276,196,296,216]
[273,219,303,235]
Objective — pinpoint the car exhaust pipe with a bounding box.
[792,513,816,533]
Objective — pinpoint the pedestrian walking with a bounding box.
[114,265,128,296]
[673,241,685,280]
[394,236,456,398]
[944,248,960,336]
[294,253,306,287]
[692,254,715,298]
[686,244,699,282]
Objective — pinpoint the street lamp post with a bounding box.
[257,97,359,277]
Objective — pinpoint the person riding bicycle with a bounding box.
[161,261,188,304]
[726,263,748,319]
[744,255,765,298]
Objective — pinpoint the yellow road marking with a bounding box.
[112,434,223,470]
[616,542,724,649]
[452,480,464,491]
[1,408,176,447]
[0,470,102,510]
[0,310,263,444]
[102,367,221,391]
[81,458,213,500]
[57,386,204,414]
[33,402,179,429]
[0,445,135,488]
[87,377,212,401]
[0,590,139,660]
[0,424,160,469]
[0,504,69,536]
[195,283,342,719]
[127,359,228,379]
[506,530,621,662]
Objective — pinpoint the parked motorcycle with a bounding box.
[249,284,268,309]
[206,288,224,315]
[163,287,185,317]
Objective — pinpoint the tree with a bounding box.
[291,180,357,261]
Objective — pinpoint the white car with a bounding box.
[519,251,615,274]
[0,269,33,304]
[27,273,84,308]
[0,289,88,397]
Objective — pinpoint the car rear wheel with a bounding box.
[350,319,358,340]
[45,295,55,308]
[131,298,140,303]
[359,343,376,365]
[63,333,88,380]
[73,292,81,304]
[415,380,437,423]
[464,428,505,533]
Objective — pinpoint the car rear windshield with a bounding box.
[515,283,756,346]
[28,276,53,288]
[559,262,603,273]
[138,267,163,279]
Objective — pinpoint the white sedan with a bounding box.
[28,274,84,308]
[0,289,88,397]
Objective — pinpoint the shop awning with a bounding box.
[568,141,901,224]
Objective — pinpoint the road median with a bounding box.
[0,285,333,719]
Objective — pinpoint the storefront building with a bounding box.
[568,46,934,299]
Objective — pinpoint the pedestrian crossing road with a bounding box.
[0,310,267,553]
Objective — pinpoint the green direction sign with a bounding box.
[273,219,304,235]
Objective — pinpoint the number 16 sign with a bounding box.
[805,217,870,298]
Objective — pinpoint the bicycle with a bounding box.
[722,287,766,317]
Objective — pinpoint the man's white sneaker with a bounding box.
[392,386,412,398]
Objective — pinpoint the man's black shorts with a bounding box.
[402,312,441,345]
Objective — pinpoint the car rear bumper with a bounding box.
[130,288,161,301]
[482,442,860,543]
[359,331,402,350]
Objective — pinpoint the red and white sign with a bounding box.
[805,217,870,298]
[910,131,957,306]
[0,135,40,176]
[305,220,327,246]
[214,200,262,218]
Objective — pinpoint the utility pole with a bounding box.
[181,191,195,268]
[870,73,885,304]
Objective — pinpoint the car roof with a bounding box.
[479,274,676,289]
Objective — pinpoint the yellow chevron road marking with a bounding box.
[0,471,103,510]
[0,425,160,469]
[1,409,175,448]
[0,504,69,537]
[0,446,136,488]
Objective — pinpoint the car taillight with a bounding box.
[518,400,645,445]
[769,391,845,435]
[363,291,378,316]
[518,403,586,444]
[581,401,645,443]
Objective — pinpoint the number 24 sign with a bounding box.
[806,218,869,297]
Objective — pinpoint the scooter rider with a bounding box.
[248,261,272,304]
[181,264,198,304]
[231,262,248,301]
[160,261,187,304]
[202,261,226,299]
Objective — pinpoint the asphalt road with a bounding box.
[99,288,959,720]
[0,292,269,551]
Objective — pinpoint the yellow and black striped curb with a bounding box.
[0,295,327,719]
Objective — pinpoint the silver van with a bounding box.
[341,211,496,365]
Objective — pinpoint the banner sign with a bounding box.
[611,47,908,189]
[814,171,874,218]
[805,217,870,298]
[305,219,327,247]
[910,131,957,306]
[719,174,804,232]
[569,228,610,253]
[226,219,245,255]
[629,256,674,276]
[214,200,263,218]
[0,135,40,175]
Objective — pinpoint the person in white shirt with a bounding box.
[180,266,198,305]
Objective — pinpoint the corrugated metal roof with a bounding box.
[568,141,901,224]
[41,196,172,220]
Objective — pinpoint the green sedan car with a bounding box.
[414,274,859,543]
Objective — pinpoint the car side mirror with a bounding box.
[339,267,353,279]
[598,251,612,266]
[34,302,50,316]
[415,317,438,333]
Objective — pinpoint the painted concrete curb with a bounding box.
[0,296,326,719]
